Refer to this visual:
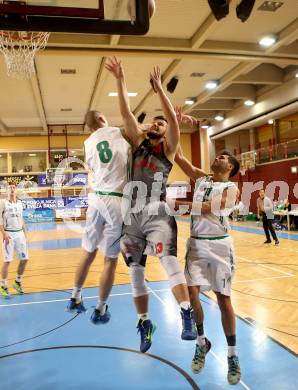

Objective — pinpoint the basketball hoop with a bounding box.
[0,30,50,79]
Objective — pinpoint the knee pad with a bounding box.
[160,256,186,289]
[129,262,148,298]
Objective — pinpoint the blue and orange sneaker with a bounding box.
[180,307,197,340]
[66,297,87,313]
[137,319,157,353]
[90,305,111,325]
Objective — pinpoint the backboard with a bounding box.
[0,0,150,35]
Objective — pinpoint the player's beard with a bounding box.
[147,131,163,140]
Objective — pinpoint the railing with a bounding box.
[239,138,298,168]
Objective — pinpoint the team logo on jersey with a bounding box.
[155,242,163,255]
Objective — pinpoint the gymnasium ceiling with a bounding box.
[0,0,297,137]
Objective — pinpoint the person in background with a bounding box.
[0,184,29,297]
[257,189,279,245]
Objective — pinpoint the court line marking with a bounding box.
[147,286,252,390]
[234,275,293,284]
[0,288,170,308]
[238,256,294,277]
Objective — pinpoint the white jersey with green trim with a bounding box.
[0,199,24,231]
[191,176,238,238]
[84,126,131,193]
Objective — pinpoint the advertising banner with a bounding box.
[23,209,55,223]
[38,172,88,187]
[55,208,81,218]
[21,197,66,210]
[67,196,88,208]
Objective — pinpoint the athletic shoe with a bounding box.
[264,240,271,244]
[191,338,212,373]
[90,306,111,325]
[66,297,87,313]
[137,319,157,353]
[227,355,241,385]
[180,307,197,340]
[0,286,10,298]
[13,280,24,294]
[275,240,280,246]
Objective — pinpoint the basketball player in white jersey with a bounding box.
[0,184,29,297]
[175,138,241,385]
[67,111,131,325]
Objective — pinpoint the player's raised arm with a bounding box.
[150,66,179,156]
[105,57,143,147]
[175,144,207,181]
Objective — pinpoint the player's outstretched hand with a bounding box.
[105,56,124,79]
[175,106,198,127]
[150,66,162,93]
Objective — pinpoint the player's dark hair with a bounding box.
[153,115,168,124]
[222,150,240,178]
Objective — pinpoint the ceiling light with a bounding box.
[60,69,76,74]
[215,115,224,121]
[0,155,2,158]
[29,153,36,157]
[296,72,298,78]
[259,34,277,47]
[185,99,195,105]
[258,1,284,12]
[244,99,255,106]
[201,125,209,129]
[268,119,274,124]
[205,80,218,90]
[109,92,137,97]
[190,72,205,78]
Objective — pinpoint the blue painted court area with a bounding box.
[0,281,296,390]
[27,219,298,251]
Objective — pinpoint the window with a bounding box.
[11,152,47,173]
[0,153,8,173]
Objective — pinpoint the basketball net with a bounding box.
[0,31,50,79]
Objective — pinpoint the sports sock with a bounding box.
[16,274,22,283]
[196,323,206,347]
[71,287,82,301]
[96,301,107,315]
[137,313,148,321]
[180,301,191,310]
[226,335,237,357]
[1,279,8,288]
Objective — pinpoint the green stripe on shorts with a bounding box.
[191,235,229,240]
[95,190,128,199]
